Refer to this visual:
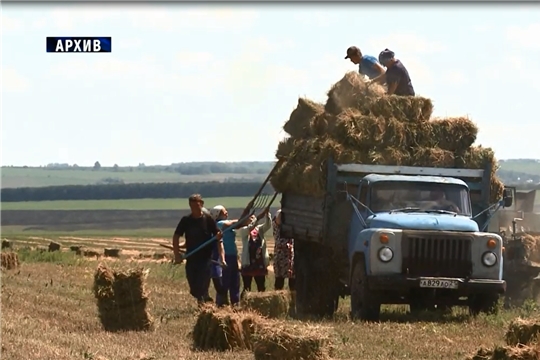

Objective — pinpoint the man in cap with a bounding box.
[377,48,415,96]
[344,46,386,83]
[172,194,225,305]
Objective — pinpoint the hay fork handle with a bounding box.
[246,159,283,212]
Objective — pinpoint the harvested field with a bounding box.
[2,249,540,360]
[272,71,504,204]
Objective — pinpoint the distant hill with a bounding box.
[1,159,539,189]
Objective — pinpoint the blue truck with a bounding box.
[280,159,513,320]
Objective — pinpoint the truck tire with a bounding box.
[468,293,500,316]
[350,257,380,321]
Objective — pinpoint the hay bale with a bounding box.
[104,248,122,258]
[242,291,290,318]
[83,249,101,258]
[505,318,540,346]
[69,245,83,252]
[2,240,12,249]
[364,95,434,122]
[469,345,540,360]
[48,242,61,252]
[283,98,325,138]
[325,72,385,115]
[253,323,332,360]
[520,235,540,264]
[430,117,478,152]
[1,252,20,270]
[192,306,264,351]
[93,264,153,332]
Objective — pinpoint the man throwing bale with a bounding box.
[344,45,386,83]
[172,194,225,306]
[377,48,415,96]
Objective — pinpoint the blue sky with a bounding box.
[2,4,539,166]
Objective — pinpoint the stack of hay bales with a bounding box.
[93,264,153,332]
[192,306,333,359]
[469,317,540,360]
[242,290,291,319]
[1,252,20,270]
[271,71,504,204]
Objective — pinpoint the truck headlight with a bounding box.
[482,251,497,267]
[378,247,394,262]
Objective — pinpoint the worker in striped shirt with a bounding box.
[344,46,386,83]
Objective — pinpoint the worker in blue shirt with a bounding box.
[344,46,386,83]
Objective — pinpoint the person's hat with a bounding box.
[210,205,226,220]
[344,46,361,59]
[378,48,395,64]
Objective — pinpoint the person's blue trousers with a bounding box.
[216,254,241,306]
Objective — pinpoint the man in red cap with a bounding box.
[344,46,386,83]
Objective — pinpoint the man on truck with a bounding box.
[377,48,415,96]
[344,46,386,83]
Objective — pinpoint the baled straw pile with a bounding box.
[1,252,20,270]
[104,248,122,258]
[192,305,264,351]
[469,318,540,360]
[48,241,61,252]
[272,71,504,203]
[2,240,12,249]
[93,264,153,332]
[242,290,290,318]
[253,323,333,360]
[519,235,540,265]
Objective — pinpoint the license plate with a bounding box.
[419,279,459,289]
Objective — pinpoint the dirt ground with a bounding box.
[2,239,540,360]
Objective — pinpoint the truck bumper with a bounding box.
[367,275,506,295]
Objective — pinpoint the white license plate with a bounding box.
[419,279,459,289]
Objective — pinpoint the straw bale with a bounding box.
[325,71,385,115]
[2,240,12,249]
[430,117,478,152]
[192,306,265,351]
[469,345,540,360]
[242,291,290,319]
[69,245,83,253]
[253,323,332,360]
[410,147,455,168]
[283,98,325,138]
[505,318,540,346]
[1,252,20,270]
[93,264,153,332]
[364,95,434,122]
[104,248,122,258]
[48,241,61,252]
[519,235,540,264]
[83,249,101,258]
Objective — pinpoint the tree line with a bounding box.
[1,182,275,202]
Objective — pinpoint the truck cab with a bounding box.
[280,160,513,320]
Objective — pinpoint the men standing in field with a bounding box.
[377,49,415,96]
[172,194,225,305]
[344,46,386,83]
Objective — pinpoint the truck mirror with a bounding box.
[503,188,513,208]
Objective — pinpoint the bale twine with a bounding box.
[104,248,122,258]
[93,264,153,332]
[242,291,290,319]
[1,252,20,270]
[1,240,12,249]
[192,306,264,351]
[253,323,333,360]
[48,242,61,252]
[505,318,540,346]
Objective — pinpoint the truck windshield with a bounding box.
[370,181,472,216]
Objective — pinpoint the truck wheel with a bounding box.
[350,258,380,321]
[469,294,500,316]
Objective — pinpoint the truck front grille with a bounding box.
[401,232,473,278]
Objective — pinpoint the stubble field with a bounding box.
[1,234,539,360]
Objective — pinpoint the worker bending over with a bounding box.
[377,49,415,96]
[344,46,386,83]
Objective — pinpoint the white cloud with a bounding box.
[367,33,447,54]
[472,24,492,33]
[506,23,540,50]
[2,67,30,92]
[176,52,213,68]
[2,15,23,31]
[442,70,468,86]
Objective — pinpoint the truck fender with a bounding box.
[350,252,368,286]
